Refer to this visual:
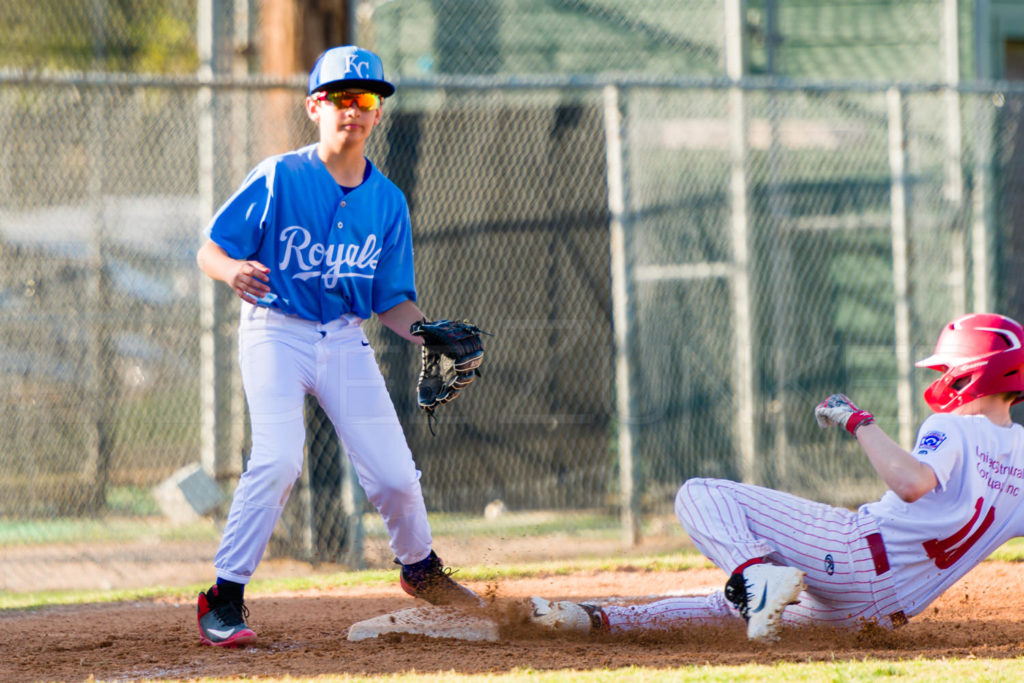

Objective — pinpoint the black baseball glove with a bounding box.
[409,319,486,423]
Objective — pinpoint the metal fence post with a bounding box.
[84,0,116,513]
[941,0,968,317]
[341,3,366,569]
[603,84,641,547]
[197,0,235,481]
[887,87,915,450]
[725,0,757,485]
[972,0,996,313]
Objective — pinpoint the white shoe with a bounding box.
[527,597,594,633]
[725,564,805,641]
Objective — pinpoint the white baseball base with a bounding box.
[347,606,499,642]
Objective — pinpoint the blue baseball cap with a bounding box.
[308,45,395,97]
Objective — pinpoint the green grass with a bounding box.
[0,509,679,548]
[0,515,220,546]
[5,533,1023,612]
[106,659,1024,682]
[1,509,1022,612]
[105,484,163,516]
[986,536,1024,562]
[0,551,712,611]
[363,510,689,540]
[0,483,218,547]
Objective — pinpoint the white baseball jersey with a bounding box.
[864,413,1024,615]
[600,413,1024,633]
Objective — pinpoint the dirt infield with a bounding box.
[4,562,1024,681]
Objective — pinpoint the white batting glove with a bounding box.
[814,393,875,435]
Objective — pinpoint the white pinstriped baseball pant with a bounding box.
[213,303,432,584]
[601,478,906,633]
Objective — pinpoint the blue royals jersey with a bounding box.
[207,144,417,323]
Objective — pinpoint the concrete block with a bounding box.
[153,462,224,524]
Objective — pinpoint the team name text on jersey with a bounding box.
[279,225,382,287]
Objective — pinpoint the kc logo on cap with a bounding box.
[308,45,396,97]
[340,53,371,79]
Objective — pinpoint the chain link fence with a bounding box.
[3,0,1024,592]
[0,1,969,80]
[364,0,965,81]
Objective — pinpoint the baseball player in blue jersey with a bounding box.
[195,45,481,648]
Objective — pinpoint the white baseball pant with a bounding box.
[601,478,905,633]
[214,303,432,584]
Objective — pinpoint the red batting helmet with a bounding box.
[916,313,1024,412]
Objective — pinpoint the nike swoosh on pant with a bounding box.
[750,586,768,613]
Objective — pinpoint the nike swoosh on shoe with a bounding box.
[205,627,243,640]
[750,586,768,613]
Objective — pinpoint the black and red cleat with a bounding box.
[197,585,257,647]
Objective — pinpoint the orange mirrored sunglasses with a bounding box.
[315,90,381,111]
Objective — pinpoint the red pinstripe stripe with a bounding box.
[672,479,907,630]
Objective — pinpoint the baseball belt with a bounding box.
[865,532,908,627]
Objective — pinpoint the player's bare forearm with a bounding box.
[855,423,938,502]
[377,299,427,345]
[197,239,271,303]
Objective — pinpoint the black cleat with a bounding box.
[398,551,484,608]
